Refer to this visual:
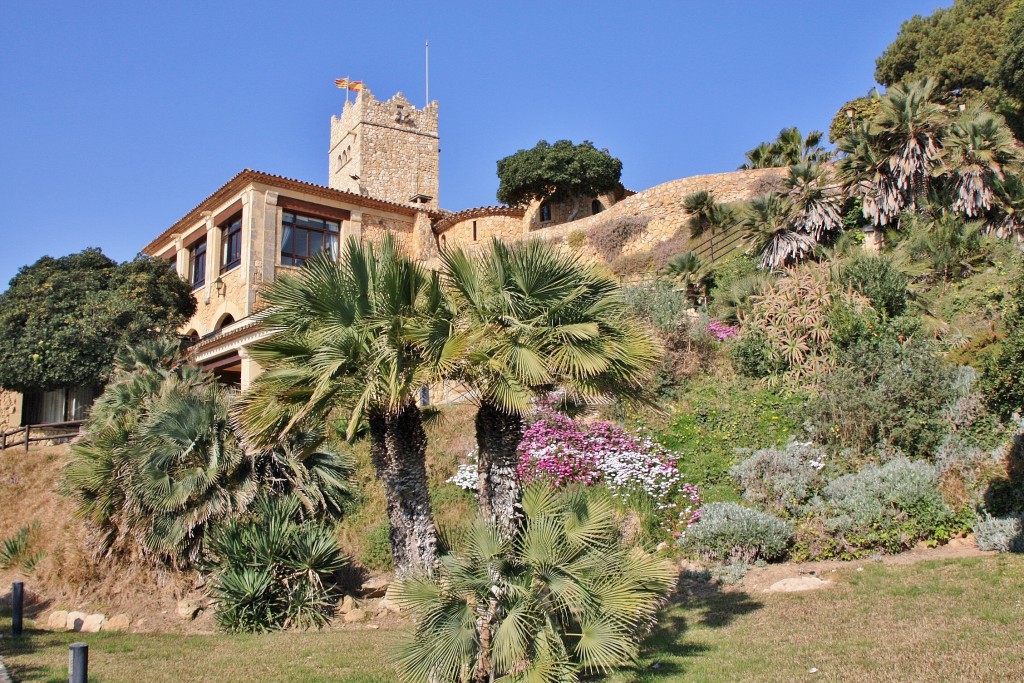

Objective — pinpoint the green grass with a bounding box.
[4,555,1022,682]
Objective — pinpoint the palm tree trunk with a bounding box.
[368,402,438,573]
[475,401,525,540]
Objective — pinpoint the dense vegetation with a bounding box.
[0,248,195,394]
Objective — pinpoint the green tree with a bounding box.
[394,486,674,683]
[233,237,458,573]
[982,258,1024,419]
[996,2,1024,101]
[874,0,1014,93]
[496,140,623,221]
[0,249,195,394]
[441,240,658,540]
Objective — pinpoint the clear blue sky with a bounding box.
[0,0,950,288]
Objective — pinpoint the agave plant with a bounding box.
[206,494,347,633]
[393,486,675,683]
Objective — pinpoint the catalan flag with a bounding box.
[335,78,365,91]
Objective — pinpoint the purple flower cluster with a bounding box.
[706,320,739,341]
[517,406,701,528]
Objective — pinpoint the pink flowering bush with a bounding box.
[706,320,738,341]
[517,405,702,541]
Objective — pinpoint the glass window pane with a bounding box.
[327,221,340,233]
[295,229,309,257]
[282,226,293,255]
[283,212,294,223]
[309,230,323,255]
[326,234,339,259]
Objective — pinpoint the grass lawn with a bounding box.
[3,555,1023,682]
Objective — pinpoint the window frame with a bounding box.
[189,238,207,290]
[280,211,341,267]
[220,214,243,273]
[539,202,552,223]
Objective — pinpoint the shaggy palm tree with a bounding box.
[943,107,1022,221]
[683,190,737,239]
[441,240,659,540]
[740,128,831,169]
[393,486,675,683]
[836,121,903,227]
[740,194,816,270]
[65,337,352,567]
[784,161,844,241]
[233,236,459,573]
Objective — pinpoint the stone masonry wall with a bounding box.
[329,90,440,208]
[0,389,23,434]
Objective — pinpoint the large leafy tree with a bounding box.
[496,140,623,221]
[394,486,674,683]
[0,248,195,394]
[441,239,658,540]
[233,237,459,573]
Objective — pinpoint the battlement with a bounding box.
[329,89,440,208]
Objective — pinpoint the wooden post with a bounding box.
[24,425,30,452]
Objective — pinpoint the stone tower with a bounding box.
[328,89,439,208]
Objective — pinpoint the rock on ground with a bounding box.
[81,614,106,633]
[46,611,69,631]
[343,608,367,623]
[765,577,831,593]
[66,611,87,632]
[104,614,131,632]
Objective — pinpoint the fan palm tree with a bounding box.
[899,210,987,281]
[871,78,948,214]
[394,486,675,683]
[942,107,1023,221]
[661,251,715,299]
[683,190,738,239]
[740,194,816,270]
[740,128,832,169]
[836,121,903,227]
[784,161,844,241]
[441,240,659,540]
[233,236,460,573]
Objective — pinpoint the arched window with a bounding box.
[215,314,235,331]
[591,199,603,215]
[440,234,447,250]
[539,202,552,223]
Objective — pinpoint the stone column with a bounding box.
[238,346,260,390]
[173,235,187,278]
[346,210,363,243]
[260,191,279,292]
[862,227,884,253]
[202,212,217,305]
[412,210,438,262]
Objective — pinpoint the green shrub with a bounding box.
[730,442,827,517]
[682,502,792,563]
[982,260,1024,420]
[359,521,394,571]
[838,253,909,318]
[809,337,961,459]
[623,282,693,332]
[566,229,586,250]
[973,514,1024,552]
[207,495,347,633]
[653,378,806,501]
[822,458,963,552]
[731,330,784,379]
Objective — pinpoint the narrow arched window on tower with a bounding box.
[472,221,478,241]
[591,199,603,214]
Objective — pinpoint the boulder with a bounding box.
[338,595,356,615]
[66,611,87,632]
[361,575,389,598]
[46,611,69,631]
[176,599,204,620]
[104,614,131,632]
[765,577,831,593]
[81,614,106,633]
[378,587,402,614]
[343,608,367,624]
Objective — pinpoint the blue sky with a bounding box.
[0,0,950,287]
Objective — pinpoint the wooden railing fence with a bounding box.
[0,420,84,452]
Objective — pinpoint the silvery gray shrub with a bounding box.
[973,515,1024,553]
[683,502,791,563]
[730,441,828,516]
[822,457,948,524]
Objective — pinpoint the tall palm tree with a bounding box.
[943,107,1023,221]
[740,128,832,169]
[740,194,817,270]
[233,236,459,573]
[441,239,659,540]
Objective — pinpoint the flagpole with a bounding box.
[425,40,430,106]
[346,75,351,105]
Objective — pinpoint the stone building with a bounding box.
[0,87,786,431]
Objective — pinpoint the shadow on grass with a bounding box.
[0,624,77,683]
[615,577,764,681]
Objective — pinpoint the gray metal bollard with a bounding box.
[69,642,88,683]
[11,581,23,636]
